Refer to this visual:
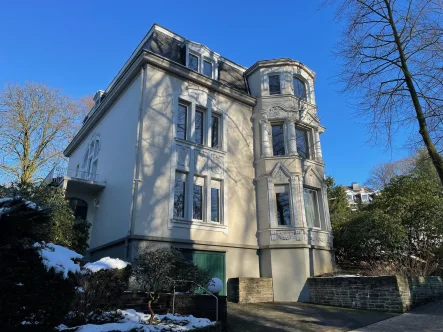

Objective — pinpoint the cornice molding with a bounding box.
[245,58,316,80]
[64,50,256,157]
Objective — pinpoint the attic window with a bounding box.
[203,60,213,78]
[269,75,281,95]
[188,53,199,72]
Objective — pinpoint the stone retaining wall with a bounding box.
[227,277,273,303]
[308,276,443,312]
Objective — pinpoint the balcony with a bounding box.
[44,167,105,193]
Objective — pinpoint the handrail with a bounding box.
[170,279,218,322]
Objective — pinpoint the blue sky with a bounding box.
[0,0,412,186]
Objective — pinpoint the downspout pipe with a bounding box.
[126,64,147,260]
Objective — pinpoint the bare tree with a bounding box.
[0,82,91,184]
[366,156,415,189]
[327,0,443,185]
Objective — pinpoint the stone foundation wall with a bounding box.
[308,276,443,312]
[227,277,273,303]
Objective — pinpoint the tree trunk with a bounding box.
[384,0,443,186]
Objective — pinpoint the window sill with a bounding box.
[175,138,225,155]
[171,218,227,233]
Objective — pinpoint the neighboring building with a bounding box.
[344,182,377,210]
[44,24,334,301]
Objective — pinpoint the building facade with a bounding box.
[45,24,334,301]
[344,182,377,211]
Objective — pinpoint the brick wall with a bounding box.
[308,276,443,313]
[227,277,273,303]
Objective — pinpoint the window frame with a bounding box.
[188,52,200,72]
[176,102,189,141]
[295,126,310,159]
[268,74,282,95]
[203,59,214,78]
[194,107,205,145]
[173,171,187,219]
[275,184,291,226]
[210,180,222,223]
[303,187,322,229]
[293,76,308,101]
[211,113,222,150]
[271,123,286,156]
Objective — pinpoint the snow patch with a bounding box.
[35,243,83,279]
[84,257,129,273]
[0,197,13,204]
[57,309,215,331]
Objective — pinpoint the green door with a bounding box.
[183,250,226,296]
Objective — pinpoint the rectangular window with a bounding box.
[176,104,187,140]
[211,114,221,149]
[203,60,213,78]
[269,75,281,95]
[296,128,309,159]
[211,180,221,223]
[195,109,205,144]
[174,172,187,218]
[271,124,285,156]
[275,185,290,226]
[304,188,321,228]
[188,53,199,72]
[193,177,204,220]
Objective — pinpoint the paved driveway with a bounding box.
[227,302,396,332]
[351,300,443,332]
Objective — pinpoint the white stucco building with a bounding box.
[45,24,334,301]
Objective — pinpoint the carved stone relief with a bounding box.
[194,150,209,174]
[176,145,191,169]
[270,228,333,247]
[211,153,224,176]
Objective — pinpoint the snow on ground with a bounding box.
[84,257,129,272]
[35,243,83,279]
[57,309,215,331]
[0,197,13,204]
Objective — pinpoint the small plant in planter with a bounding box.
[132,249,210,324]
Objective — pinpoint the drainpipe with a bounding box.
[126,64,147,261]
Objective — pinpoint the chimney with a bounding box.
[352,182,359,191]
[93,90,105,110]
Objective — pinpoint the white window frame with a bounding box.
[303,186,322,229]
[268,73,282,95]
[270,122,286,156]
[203,58,215,78]
[81,136,100,180]
[275,184,291,226]
[188,52,200,72]
[292,75,308,101]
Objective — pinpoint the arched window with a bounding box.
[293,76,307,101]
[68,198,88,220]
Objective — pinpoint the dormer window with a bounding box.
[269,75,281,95]
[293,76,307,101]
[203,60,213,78]
[188,53,199,72]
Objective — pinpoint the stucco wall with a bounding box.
[132,64,258,249]
[67,73,141,249]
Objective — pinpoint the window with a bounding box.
[195,109,205,144]
[275,185,291,226]
[347,194,354,201]
[296,128,309,159]
[193,177,204,220]
[203,60,213,78]
[304,188,321,228]
[361,194,369,202]
[188,53,199,72]
[211,114,221,149]
[269,75,281,95]
[293,76,307,100]
[82,137,100,180]
[211,180,221,222]
[68,198,88,220]
[174,172,187,218]
[176,104,188,140]
[271,124,285,156]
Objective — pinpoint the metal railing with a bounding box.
[171,280,219,322]
[44,166,101,184]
